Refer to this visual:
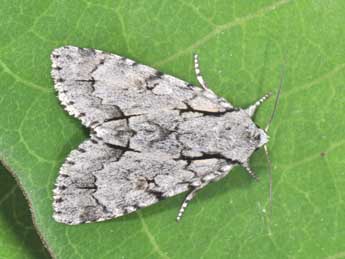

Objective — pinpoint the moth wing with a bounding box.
[53,140,232,225]
[51,46,232,129]
[53,138,123,224]
[52,46,236,224]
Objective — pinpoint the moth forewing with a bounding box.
[51,46,271,224]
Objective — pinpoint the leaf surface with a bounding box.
[0,164,49,259]
[0,0,345,258]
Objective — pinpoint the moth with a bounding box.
[51,46,279,225]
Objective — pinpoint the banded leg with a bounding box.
[245,92,272,117]
[176,184,206,222]
[194,54,209,90]
[242,162,259,181]
[176,171,230,222]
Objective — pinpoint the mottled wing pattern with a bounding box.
[53,139,123,224]
[51,46,232,128]
[51,46,238,224]
[54,138,232,224]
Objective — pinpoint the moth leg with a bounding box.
[245,92,272,117]
[176,169,231,221]
[176,184,206,222]
[176,173,223,222]
[242,162,259,181]
[194,53,209,90]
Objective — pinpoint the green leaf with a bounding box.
[1,0,345,258]
[0,164,49,259]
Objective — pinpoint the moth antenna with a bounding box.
[263,62,285,218]
[193,53,209,90]
[264,144,273,217]
[265,63,285,132]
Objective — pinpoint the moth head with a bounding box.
[257,128,269,148]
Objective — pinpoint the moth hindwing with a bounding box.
[51,46,270,224]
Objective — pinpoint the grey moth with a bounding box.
[51,46,274,225]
